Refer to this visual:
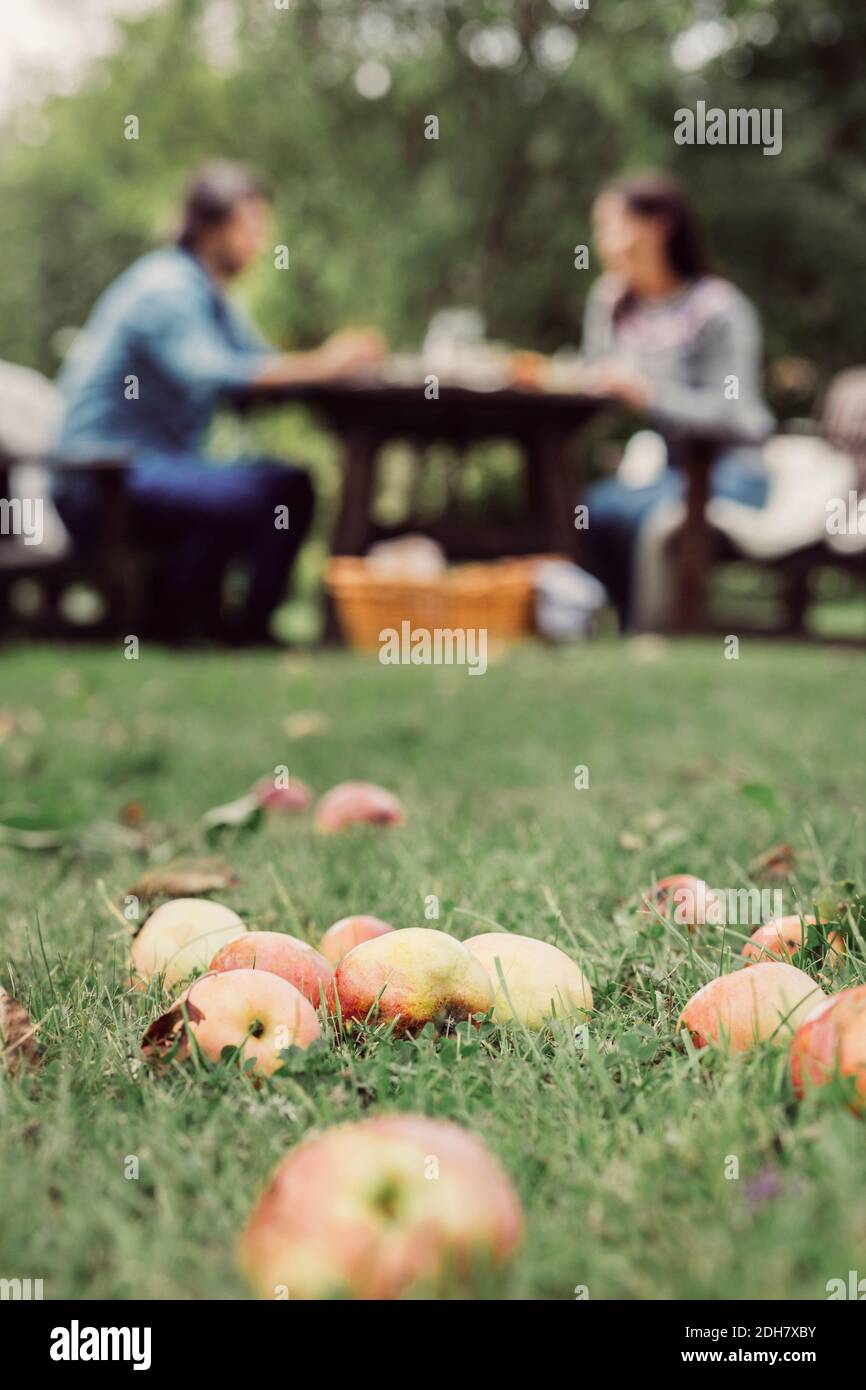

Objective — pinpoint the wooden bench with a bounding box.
[0,450,138,640]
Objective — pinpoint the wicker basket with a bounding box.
[326,555,551,652]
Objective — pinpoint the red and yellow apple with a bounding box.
[643,874,722,930]
[678,961,827,1053]
[742,914,845,967]
[790,985,866,1113]
[463,932,592,1028]
[241,1114,523,1299]
[209,931,335,1011]
[315,781,405,832]
[335,927,492,1034]
[319,915,394,967]
[252,776,312,814]
[143,968,320,1076]
[131,897,246,989]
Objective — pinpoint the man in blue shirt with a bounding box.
[55,162,383,643]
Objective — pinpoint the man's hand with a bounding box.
[256,327,387,390]
[316,327,387,379]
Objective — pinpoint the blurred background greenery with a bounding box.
[1,0,864,402]
[1,0,864,636]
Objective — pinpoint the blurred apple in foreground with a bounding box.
[790,985,866,1113]
[252,776,312,813]
[319,915,394,967]
[464,932,592,1028]
[209,931,335,1011]
[678,961,826,1053]
[742,914,845,967]
[643,874,722,929]
[132,898,246,989]
[143,968,319,1077]
[315,781,405,832]
[241,1114,523,1299]
[335,927,491,1034]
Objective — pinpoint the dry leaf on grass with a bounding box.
[0,989,41,1074]
[141,998,204,1064]
[619,831,645,852]
[283,711,329,739]
[129,859,239,901]
[200,794,262,837]
[749,842,797,878]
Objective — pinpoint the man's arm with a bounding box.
[255,328,386,388]
[136,285,385,393]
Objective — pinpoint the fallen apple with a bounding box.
[319,915,394,967]
[742,914,845,967]
[335,927,492,1034]
[643,874,722,929]
[143,968,320,1076]
[241,1113,523,1299]
[252,776,312,813]
[210,931,335,1011]
[790,985,866,1113]
[678,961,827,1053]
[131,897,246,989]
[315,781,405,832]
[463,932,592,1028]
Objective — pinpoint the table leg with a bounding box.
[672,439,715,632]
[323,428,379,643]
[528,429,576,557]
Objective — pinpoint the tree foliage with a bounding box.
[0,0,863,413]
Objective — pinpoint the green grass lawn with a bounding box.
[1,637,866,1301]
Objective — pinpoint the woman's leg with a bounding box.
[710,448,770,509]
[582,471,685,626]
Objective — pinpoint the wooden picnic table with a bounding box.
[240,376,616,639]
[240,376,721,640]
[0,380,723,644]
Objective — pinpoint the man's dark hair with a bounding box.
[176,161,272,251]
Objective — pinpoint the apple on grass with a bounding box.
[209,931,335,1011]
[335,927,492,1034]
[463,932,592,1028]
[678,961,827,1053]
[790,984,866,1113]
[241,1114,523,1300]
[131,898,246,990]
[142,968,320,1077]
[742,914,845,967]
[643,874,722,929]
[251,776,312,814]
[319,915,394,967]
[315,781,405,832]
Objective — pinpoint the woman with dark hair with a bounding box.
[580,171,774,627]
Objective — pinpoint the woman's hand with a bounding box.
[583,363,652,412]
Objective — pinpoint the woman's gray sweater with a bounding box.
[582,274,775,446]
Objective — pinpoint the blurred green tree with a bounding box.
[0,0,863,417]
